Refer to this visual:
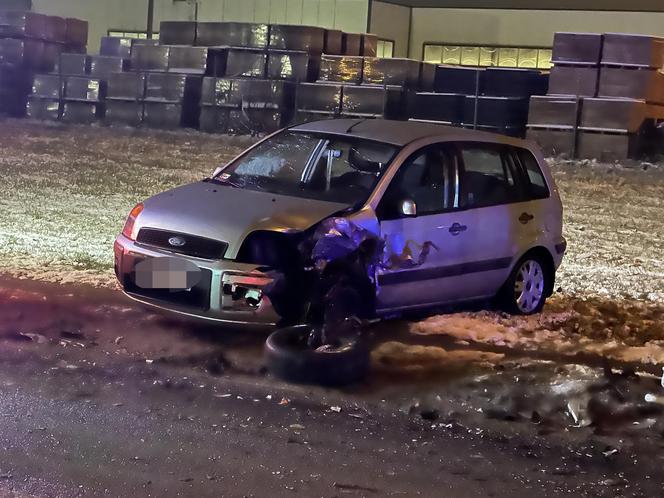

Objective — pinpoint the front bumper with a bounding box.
[114,234,281,327]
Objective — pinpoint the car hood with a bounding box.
[135,181,350,259]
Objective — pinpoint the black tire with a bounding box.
[264,325,370,386]
[498,252,551,315]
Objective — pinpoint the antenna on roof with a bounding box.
[345,119,366,134]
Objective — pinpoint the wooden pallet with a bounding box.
[526,126,576,158]
[576,128,642,162]
[528,95,581,128]
[580,97,647,133]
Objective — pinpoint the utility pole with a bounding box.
[147,0,155,38]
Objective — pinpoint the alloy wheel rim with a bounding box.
[514,259,545,313]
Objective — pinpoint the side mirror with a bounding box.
[400,199,417,217]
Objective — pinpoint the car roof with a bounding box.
[289,118,532,148]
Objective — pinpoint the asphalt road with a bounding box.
[0,273,661,498]
[0,279,662,498]
[1,347,660,498]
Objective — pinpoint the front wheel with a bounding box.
[264,325,370,386]
[498,254,550,315]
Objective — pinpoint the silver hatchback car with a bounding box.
[114,119,566,326]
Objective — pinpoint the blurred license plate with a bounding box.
[134,257,201,290]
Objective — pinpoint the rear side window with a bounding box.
[459,146,520,208]
[516,149,550,200]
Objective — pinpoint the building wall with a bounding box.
[205,0,369,33]
[33,0,369,53]
[33,1,664,61]
[409,8,664,58]
[369,0,410,57]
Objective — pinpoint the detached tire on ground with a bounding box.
[265,325,370,386]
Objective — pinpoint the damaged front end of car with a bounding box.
[263,214,439,333]
[262,214,441,385]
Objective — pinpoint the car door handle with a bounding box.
[519,212,534,224]
[449,223,467,236]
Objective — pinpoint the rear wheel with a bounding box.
[499,254,549,315]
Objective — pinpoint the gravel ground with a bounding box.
[551,159,664,301]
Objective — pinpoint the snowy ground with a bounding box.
[0,119,663,371]
[0,119,251,287]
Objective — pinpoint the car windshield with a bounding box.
[214,131,399,205]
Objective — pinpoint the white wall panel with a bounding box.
[334,0,367,32]
[301,0,320,25]
[284,0,301,24]
[317,0,336,29]
[254,0,272,22]
[370,1,410,56]
[269,0,288,24]
[222,0,256,21]
[198,0,223,21]
[409,8,664,59]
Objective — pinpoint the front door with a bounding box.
[376,144,472,311]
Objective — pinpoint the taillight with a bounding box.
[122,203,144,240]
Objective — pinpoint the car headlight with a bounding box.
[122,202,144,241]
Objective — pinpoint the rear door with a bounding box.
[449,142,530,298]
[507,146,558,250]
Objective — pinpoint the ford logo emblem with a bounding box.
[168,236,186,247]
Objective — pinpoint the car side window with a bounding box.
[515,148,550,200]
[305,139,394,204]
[459,145,521,208]
[378,145,454,220]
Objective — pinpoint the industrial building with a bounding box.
[21,0,664,62]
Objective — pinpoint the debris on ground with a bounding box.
[372,342,504,374]
[59,329,85,340]
[17,332,48,344]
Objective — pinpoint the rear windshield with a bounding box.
[215,131,399,205]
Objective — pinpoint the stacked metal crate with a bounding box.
[529,32,664,160]
[527,33,602,157]
[197,22,331,135]
[124,43,206,129]
[408,65,548,138]
[1,10,86,117]
[60,52,125,123]
[295,54,357,121]
[297,52,431,123]
[101,36,155,127]
[28,46,130,125]
[581,34,664,160]
[25,73,62,119]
